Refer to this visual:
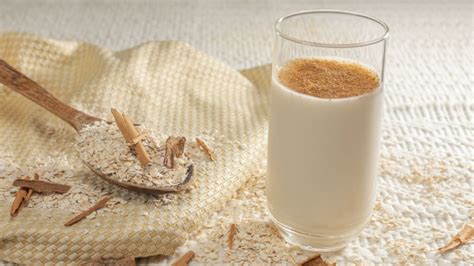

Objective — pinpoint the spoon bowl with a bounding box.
[0,59,194,195]
[86,163,194,193]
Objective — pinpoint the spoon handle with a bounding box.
[0,59,100,132]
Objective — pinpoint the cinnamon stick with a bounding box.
[64,196,110,226]
[227,223,238,249]
[10,188,28,217]
[10,176,30,217]
[122,114,151,166]
[164,136,186,169]
[13,179,70,194]
[171,251,195,266]
[111,108,131,140]
[438,223,474,253]
[196,138,216,161]
[111,108,151,166]
[23,173,39,206]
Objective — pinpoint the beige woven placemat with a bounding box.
[0,32,268,264]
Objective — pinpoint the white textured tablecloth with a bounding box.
[0,0,472,264]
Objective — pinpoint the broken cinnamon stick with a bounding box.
[10,188,28,216]
[164,136,186,169]
[227,223,238,249]
[111,108,131,139]
[64,196,110,226]
[10,176,30,217]
[13,179,70,194]
[23,173,39,206]
[196,138,216,161]
[299,254,335,266]
[123,114,151,166]
[111,108,151,166]
[171,251,195,266]
[438,223,474,253]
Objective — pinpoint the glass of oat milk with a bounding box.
[266,10,389,251]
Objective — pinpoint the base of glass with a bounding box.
[270,214,367,252]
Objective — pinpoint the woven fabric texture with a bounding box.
[0,32,268,264]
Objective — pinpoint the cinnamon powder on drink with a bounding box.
[278,58,380,99]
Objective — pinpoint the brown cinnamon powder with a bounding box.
[278,58,380,99]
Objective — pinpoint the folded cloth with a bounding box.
[0,32,268,264]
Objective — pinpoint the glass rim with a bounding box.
[275,10,390,48]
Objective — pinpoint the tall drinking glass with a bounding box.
[266,10,389,251]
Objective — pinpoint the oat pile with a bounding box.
[0,132,218,217]
[77,121,199,187]
[0,157,173,216]
[278,58,380,99]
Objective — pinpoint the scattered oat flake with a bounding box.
[299,254,335,266]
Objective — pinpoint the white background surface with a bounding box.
[1,0,472,70]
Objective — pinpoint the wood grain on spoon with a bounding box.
[0,60,195,195]
[0,59,100,131]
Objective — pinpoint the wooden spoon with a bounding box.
[0,59,193,194]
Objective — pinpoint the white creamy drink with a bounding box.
[266,58,383,251]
